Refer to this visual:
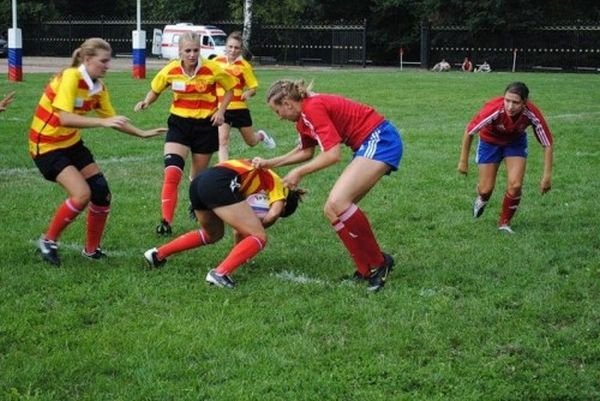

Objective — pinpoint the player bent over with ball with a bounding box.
[458,81,554,233]
[143,159,303,288]
[253,79,403,292]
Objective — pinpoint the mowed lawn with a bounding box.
[1,66,599,401]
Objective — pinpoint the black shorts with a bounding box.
[33,141,95,182]
[224,109,253,129]
[189,167,244,211]
[166,114,219,154]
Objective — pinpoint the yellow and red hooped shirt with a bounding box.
[150,58,236,119]
[28,65,116,156]
[214,56,258,111]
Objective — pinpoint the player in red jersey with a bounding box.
[458,81,554,233]
[214,31,276,162]
[135,32,236,236]
[252,79,403,292]
[29,38,165,266]
[143,159,303,288]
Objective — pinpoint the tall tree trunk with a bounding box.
[243,0,253,58]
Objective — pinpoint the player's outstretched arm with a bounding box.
[458,129,473,175]
[540,145,553,194]
[0,91,16,112]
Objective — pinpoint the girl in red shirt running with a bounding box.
[458,81,554,233]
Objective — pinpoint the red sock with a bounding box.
[337,204,384,271]
[215,235,266,276]
[157,229,209,260]
[161,166,183,224]
[499,192,521,226]
[333,219,370,276]
[45,198,84,241]
[85,203,110,253]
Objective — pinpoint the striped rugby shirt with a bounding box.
[214,55,258,110]
[150,58,236,119]
[28,65,116,156]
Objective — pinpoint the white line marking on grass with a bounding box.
[273,270,325,285]
[548,111,600,121]
[0,156,156,177]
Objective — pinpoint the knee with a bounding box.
[164,153,185,171]
[506,181,523,197]
[86,174,111,206]
[323,198,350,222]
[73,187,92,207]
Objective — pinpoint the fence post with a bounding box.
[420,20,430,69]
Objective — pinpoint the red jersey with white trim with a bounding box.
[218,159,287,204]
[150,58,236,119]
[214,56,258,110]
[296,94,385,152]
[28,65,116,156]
[467,96,553,146]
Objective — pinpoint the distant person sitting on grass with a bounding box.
[475,61,492,73]
[0,91,15,112]
[457,81,554,234]
[143,159,304,289]
[30,38,166,266]
[431,59,451,72]
[461,57,473,72]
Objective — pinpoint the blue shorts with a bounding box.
[476,135,528,164]
[353,120,403,172]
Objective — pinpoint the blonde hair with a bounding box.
[266,79,314,105]
[179,32,201,51]
[70,38,112,67]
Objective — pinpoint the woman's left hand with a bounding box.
[283,168,302,189]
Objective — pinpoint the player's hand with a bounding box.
[457,160,469,175]
[134,101,148,112]
[283,168,302,190]
[0,91,16,111]
[540,176,552,194]
[211,111,225,126]
[252,157,270,169]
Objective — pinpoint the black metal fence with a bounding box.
[424,23,600,72]
[21,19,368,67]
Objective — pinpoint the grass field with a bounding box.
[1,66,599,401]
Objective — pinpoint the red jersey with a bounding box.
[467,97,553,147]
[296,94,385,152]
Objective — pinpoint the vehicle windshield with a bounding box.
[212,34,226,47]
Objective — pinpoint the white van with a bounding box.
[152,23,227,60]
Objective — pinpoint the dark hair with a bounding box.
[281,189,304,218]
[504,81,529,101]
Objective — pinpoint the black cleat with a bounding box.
[206,269,235,289]
[156,219,172,236]
[473,196,488,218]
[366,252,395,292]
[81,248,107,260]
[143,248,167,268]
[340,271,368,284]
[38,236,61,266]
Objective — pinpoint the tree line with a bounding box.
[1,0,598,63]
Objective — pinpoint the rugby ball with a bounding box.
[246,192,269,218]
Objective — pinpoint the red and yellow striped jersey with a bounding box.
[150,59,236,119]
[218,159,287,203]
[28,66,116,156]
[214,56,258,110]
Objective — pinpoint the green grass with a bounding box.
[1,67,599,401]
